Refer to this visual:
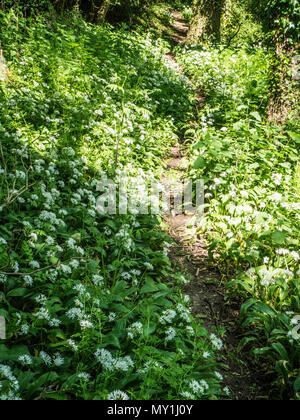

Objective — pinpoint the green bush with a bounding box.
[0,10,226,400]
[177,43,300,399]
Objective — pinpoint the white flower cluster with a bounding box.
[181,378,210,399]
[107,390,129,400]
[116,226,133,252]
[0,237,8,246]
[276,248,299,261]
[137,360,163,375]
[258,267,294,287]
[210,334,223,350]
[40,351,64,367]
[94,348,134,372]
[18,355,32,365]
[34,297,62,329]
[127,322,143,339]
[176,303,191,323]
[165,327,176,341]
[0,274,7,284]
[78,372,91,382]
[0,364,21,400]
[159,309,177,325]
[144,262,154,270]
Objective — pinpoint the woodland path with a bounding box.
[161,11,269,400]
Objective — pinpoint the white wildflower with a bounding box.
[79,320,94,329]
[144,262,154,270]
[53,353,64,367]
[165,327,176,341]
[78,372,91,382]
[210,334,223,350]
[67,339,79,352]
[107,390,129,400]
[18,355,32,365]
[40,351,52,366]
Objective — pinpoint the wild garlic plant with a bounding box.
[177,44,300,398]
[0,11,225,400]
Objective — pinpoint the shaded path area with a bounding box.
[162,12,271,400]
[169,10,189,43]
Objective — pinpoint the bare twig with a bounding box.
[0,142,36,209]
[0,256,87,277]
[226,22,243,48]
[1,181,37,209]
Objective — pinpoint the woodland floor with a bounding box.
[162,11,273,400]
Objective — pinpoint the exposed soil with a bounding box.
[169,10,189,44]
[162,12,272,401]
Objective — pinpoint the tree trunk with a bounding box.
[97,0,112,24]
[267,41,300,123]
[208,0,225,40]
[186,0,226,44]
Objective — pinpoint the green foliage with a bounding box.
[246,0,300,44]
[243,0,300,123]
[220,0,264,46]
[0,0,52,13]
[0,10,226,400]
[0,0,193,24]
[177,44,300,399]
[186,0,227,43]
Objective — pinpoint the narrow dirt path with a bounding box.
[162,11,269,400]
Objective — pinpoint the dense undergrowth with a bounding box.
[176,44,300,399]
[0,0,299,401]
[0,11,228,400]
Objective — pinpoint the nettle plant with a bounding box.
[0,11,226,400]
[177,45,300,398]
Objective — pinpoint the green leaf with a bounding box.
[141,278,159,293]
[0,344,30,361]
[143,323,156,337]
[294,376,300,392]
[253,346,271,356]
[271,342,289,360]
[250,111,261,122]
[192,141,203,150]
[271,231,287,244]
[26,372,59,399]
[49,257,59,265]
[193,156,205,169]
[287,131,300,143]
[7,288,28,297]
[237,336,257,351]
[103,333,120,349]
[44,393,68,400]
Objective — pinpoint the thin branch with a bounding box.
[0,142,36,209]
[0,256,87,277]
[226,22,243,48]
[0,142,10,202]
[0,181,37,209]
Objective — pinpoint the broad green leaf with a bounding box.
[193,156,205,169]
